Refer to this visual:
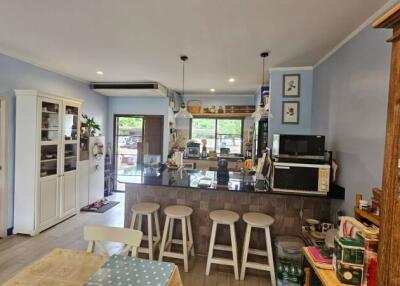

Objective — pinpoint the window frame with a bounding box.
[189,117,244,154]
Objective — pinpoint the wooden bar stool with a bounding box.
[206,210,240,280]
[129,202,161,260]
[240,212,276,286]
[158,205,194,272]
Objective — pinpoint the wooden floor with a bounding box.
[0,193,272,286]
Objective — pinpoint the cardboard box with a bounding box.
[334,237,365,265]
[336,260,363,285]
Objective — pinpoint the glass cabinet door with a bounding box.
[63,104,79,172]
[64,105,78,141]
[41,101,60,143]
[40,100,60,178]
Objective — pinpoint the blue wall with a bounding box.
[311,26,391,215]
[107,96,171,159]
[269,68,314,145]
[0,53,108,229]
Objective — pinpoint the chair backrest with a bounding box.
[84,225,143,256]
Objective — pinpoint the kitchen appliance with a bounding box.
[220,147,230,155]
[252,118,269,161]
[186,142,201,158]
[217,159,229,185]
[272,134,325,162]
[172,151,184,166]
[271,162,330,195]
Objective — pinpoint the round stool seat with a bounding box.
[164,205,193,218]
[243,212,274,227]
[131,202,160,214]
[210,210,240,224]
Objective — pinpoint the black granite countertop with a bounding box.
[114,167,345,199]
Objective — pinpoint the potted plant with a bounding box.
[82,114,101,137]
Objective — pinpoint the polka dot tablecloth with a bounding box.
[85,255,176,286]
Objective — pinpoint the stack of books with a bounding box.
[304,246,333,270]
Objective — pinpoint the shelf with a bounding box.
[42,110,58,114]
[65,140,78,144]
[41,128,59,131]
[354,207,380,226]
[65,156,77,160]
[354,193,380,226]
[41,141,58,146]
[192,112,253,118]
[41,158,57,163]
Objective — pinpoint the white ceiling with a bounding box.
[0,0,390,95]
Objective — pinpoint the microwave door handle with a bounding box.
[275,166,290,169]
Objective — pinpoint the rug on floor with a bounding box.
[81,201,119,213]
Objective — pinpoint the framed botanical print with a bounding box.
[283,74,300,97]
[282,101,299,124]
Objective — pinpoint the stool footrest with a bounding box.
[165,239,193,251]
[162,251,185,260]
[210,257,235,266]
[248,248,268,257]
[214,244,233,252]
[142,235,160,242]
[243,261,272,272]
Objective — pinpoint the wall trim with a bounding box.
[0,96,9,238]
[269,66,314,72]
[314,0,399,68]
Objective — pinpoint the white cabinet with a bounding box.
[79,160,89,208]
[14,90,81,235]
[38,177,59,229]
[88,136,105,204]
[79,137,105,208]
[61,171,78,218]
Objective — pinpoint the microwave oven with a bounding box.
[271,162,330,195]
[272,134,325,161]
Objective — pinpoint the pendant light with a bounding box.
[251,52,270,121]
[175,55,193,119]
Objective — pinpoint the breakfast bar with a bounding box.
[122,168,335,255]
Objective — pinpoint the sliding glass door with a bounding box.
[113,115,163,191]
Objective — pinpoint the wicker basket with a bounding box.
[187,100,202,114]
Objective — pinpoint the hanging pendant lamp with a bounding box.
[252,52,270,121]
[175,55,193,119]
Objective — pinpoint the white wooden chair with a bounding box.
[84,225,143,257]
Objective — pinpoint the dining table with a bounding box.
[2,248,183,286]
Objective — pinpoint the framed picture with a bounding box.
[282,101,299,124]
[283,74,300,97]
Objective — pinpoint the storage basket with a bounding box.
[187,100,202,114]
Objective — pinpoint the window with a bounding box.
[190,118,243,154]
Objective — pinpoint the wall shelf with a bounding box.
[192,112,253,118]
[354,193,380,226]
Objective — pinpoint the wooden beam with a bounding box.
[373,3,400,285]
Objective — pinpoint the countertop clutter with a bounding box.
[116,167,345,199]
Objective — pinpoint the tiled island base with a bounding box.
[125,184,331,255]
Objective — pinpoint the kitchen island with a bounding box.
[122,168,335,255]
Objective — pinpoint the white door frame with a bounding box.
[0,96,9,237]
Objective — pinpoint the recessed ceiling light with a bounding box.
[228,78,235,83]
[210,88,215,92]
[96,71,104,75]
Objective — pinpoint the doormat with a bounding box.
[81,201,119,213]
